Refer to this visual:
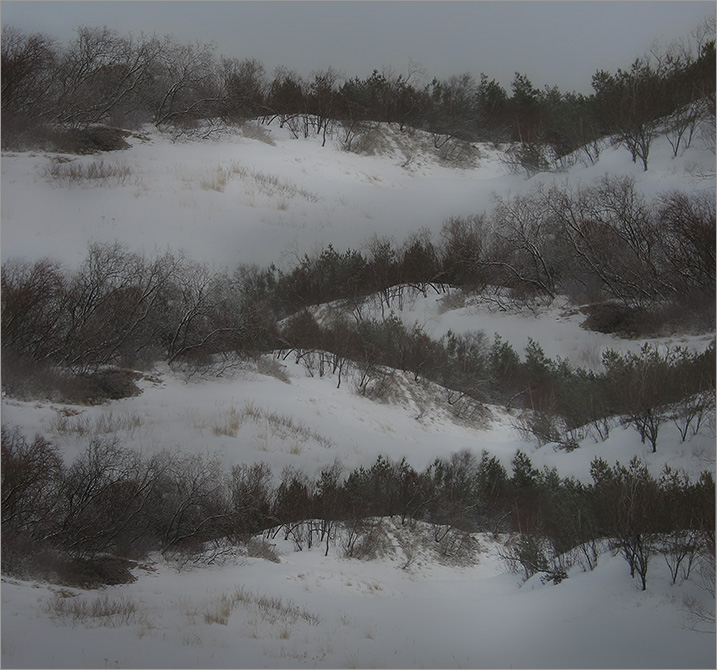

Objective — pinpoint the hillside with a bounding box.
[1,120,715,668]
[2,119,714,271]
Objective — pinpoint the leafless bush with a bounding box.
[7,124,133,154]
[0,352,85,402]
[240,120,275,145]
[77,369,142,403]
[446,392,491,428]
[255,356,291,383]
[245,537,280,563]
[353,365,399,402]
[433,525,480,564]
[51,555,139,589]
[434,136,479,168]
[341,518,390,560]
[337,121,389,155]
[499,533,570,584]
[1,427,64,561]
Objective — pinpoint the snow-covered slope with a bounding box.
[2,525,714,669]
[1,122,715,668]
[1,121,714,271]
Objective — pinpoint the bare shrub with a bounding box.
[0,352,99,403]
[434,136,479,168]
[79,369,142,402]
[581,302,644,336]
[499,533,569,584]
[337,121,389,155]
[446,392,491,427]
[432,526,480,565]
[240,120,276,145]
[353,365,399,403]
[9,125,133,154]
[341,518,390,560]
[1,427,64,575]
[255,356,291,383]
[245,537,280,563]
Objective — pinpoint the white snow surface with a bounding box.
[2,120,715,270]
[1,121,715,668]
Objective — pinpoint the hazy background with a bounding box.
[2,1,713,93]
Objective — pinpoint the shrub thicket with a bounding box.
[2,424,713,590]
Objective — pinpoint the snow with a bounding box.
[2,121,713,271]
[1,121,715,668]
[2,530,714,669]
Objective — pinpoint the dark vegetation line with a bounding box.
[2,427,714,591]
[1,20,715,170]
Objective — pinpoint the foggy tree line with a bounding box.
[266,176,715,314]
[2,21,714,167]
[2,425,714,591]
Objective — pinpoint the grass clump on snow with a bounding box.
[202,586,321,628]
[46,592,145,627]
[44,157,135,186]
[210,401,334,449]
[199,161,319,203]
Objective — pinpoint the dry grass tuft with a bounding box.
[211,406,243,437]
[50,409,144,438]
[46,593,145,627]
[44,158,135,187]
[200,161,319,203]
[202,585,321,635]
[203,593,234,625]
